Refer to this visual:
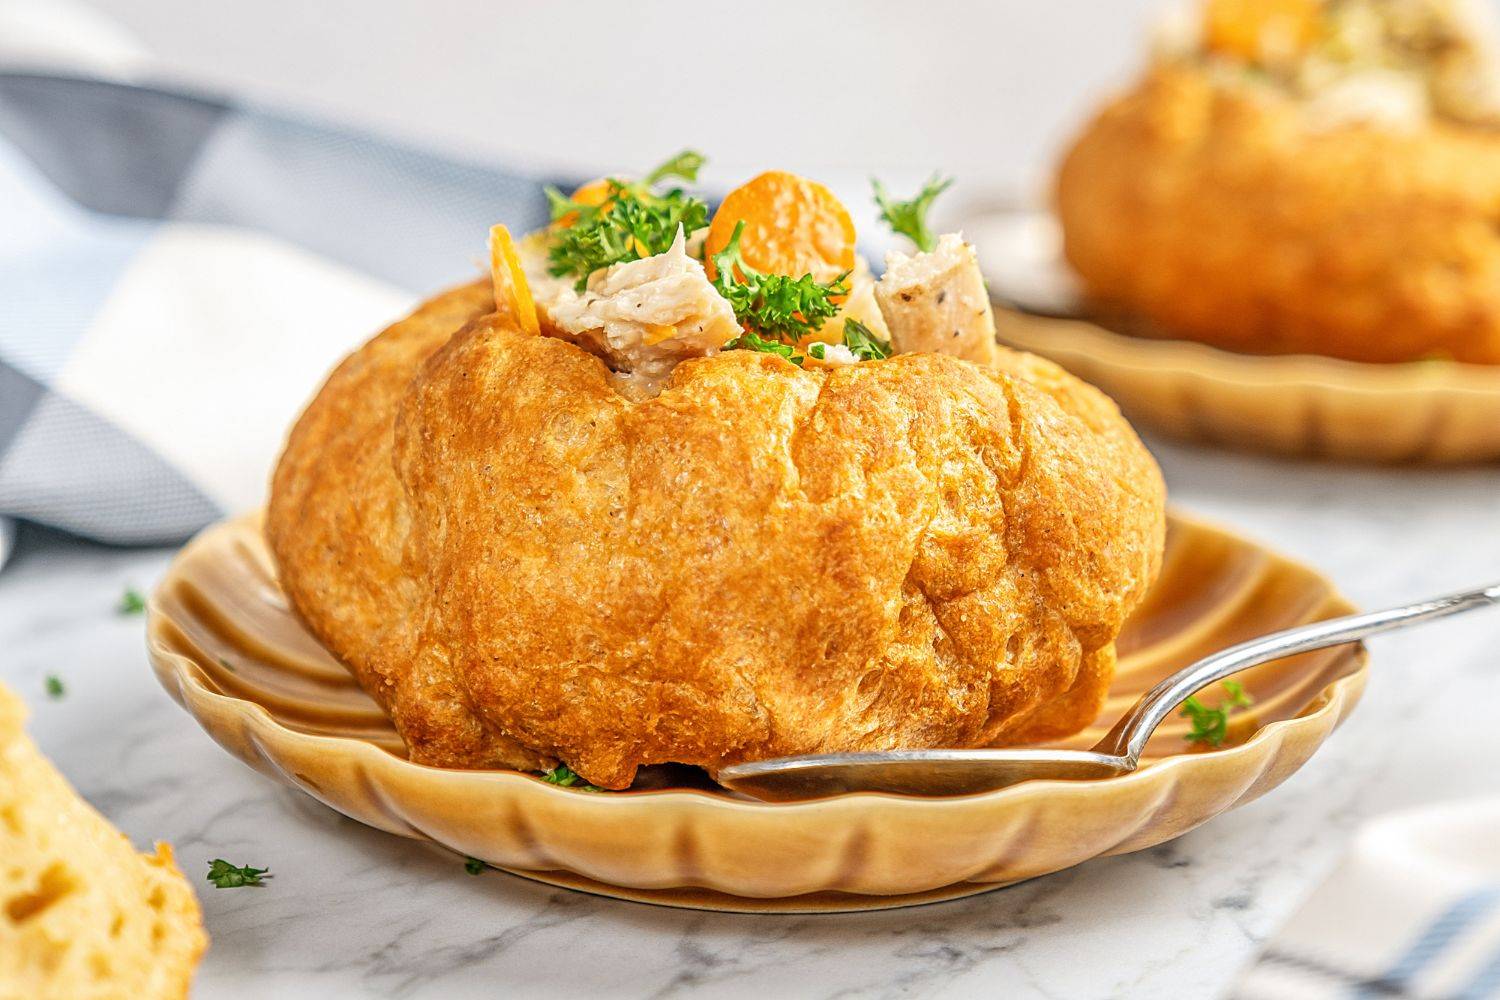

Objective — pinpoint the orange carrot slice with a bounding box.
[704,171,857,287]
[489,224,539,336]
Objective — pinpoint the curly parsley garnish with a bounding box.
[540,764,603,791]
[643,149,706,186]
[206,859,270,888]
[723,330,804,366]
[711,220,848,348]
[873,174,953,253]
[544,150,710,291]
[1181,680,1253,747]
[117,587,145,616]
[808,318,891,363]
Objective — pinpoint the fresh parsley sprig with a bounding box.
[544,150,710,291]
[808,318,891,362]
[711,220,849,346]
[644,149,706,186]
[206,859,270,888]
[873,174,954,253]
[540,764,603,792]
[724,330,805,366]
[1181,680,1253,747]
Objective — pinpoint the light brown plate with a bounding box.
[147,512,1367,912]
[994,309,1500,464]
[967,207,1500,464]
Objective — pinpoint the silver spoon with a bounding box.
[718,582,1500,801]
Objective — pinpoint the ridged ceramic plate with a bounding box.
[970,208,1500,464]
[147,512,1367,912]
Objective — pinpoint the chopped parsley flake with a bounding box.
[1181,680,1254,747]
[44,674,65,700]
[540,764,604,791]
[206,859,270,888]
[116,587,145,616]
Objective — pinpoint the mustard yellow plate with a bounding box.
[995,309,1500,464]
[147,512,1367,912]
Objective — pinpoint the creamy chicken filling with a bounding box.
[1162,0,1500,127]
[522,227,741,397]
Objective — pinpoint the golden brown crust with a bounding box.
[1056,63,1500,364]
[271,287,1164,788]
[391,319,1162,787]
[266,281,547,770]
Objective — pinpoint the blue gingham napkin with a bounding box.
[1233,800,1500,1000]
[0,70,563,568]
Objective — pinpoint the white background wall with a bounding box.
[47,0,1500,230]
[78,0,1171,199]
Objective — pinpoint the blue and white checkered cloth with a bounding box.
[0,70,565,568]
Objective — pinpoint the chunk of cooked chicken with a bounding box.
[875,233,997,365]
[533,228,741,396]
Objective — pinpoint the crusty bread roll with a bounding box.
[1057,62,1500,364]
[268,282,1165,789]
[0,682,206,1000]
[1058,0,1500,364]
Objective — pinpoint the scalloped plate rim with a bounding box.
[145,509,1369,817]
[997,310,1500,394]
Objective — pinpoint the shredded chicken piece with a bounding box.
[875,233,997,366]
[524,228,741,396]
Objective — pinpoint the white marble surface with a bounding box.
[1,436,1497,999]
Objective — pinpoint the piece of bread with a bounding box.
[0,682,206,999]
[1056,62,1500,364]
[269,288,1165,788]
[267,280,547,772]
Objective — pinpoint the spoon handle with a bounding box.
[1100,581,1500,763]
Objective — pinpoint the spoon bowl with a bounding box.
[719,749,1131,802]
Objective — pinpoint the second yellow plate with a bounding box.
[996,308,1500,463]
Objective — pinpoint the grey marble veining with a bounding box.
[1,433,1497,999]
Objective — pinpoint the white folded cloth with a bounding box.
[1233,799,1500,1000]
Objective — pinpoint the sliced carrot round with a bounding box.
[489,224,539,336]
[704,171,857,286]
